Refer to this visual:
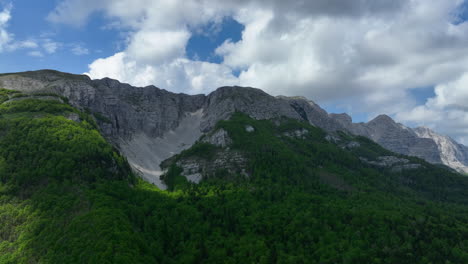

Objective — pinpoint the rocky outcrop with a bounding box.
[201,128,232,147]
[175,150,248,183]
[283,128,309,139]
[360,156,422,172]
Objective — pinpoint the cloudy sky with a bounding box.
[1,0,468,143]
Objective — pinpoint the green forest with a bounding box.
[0,88,467,263]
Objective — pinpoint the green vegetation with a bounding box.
[178,142,219,160]
[0,98,75,114]
[0,95,467,263]
[160,164,188,191]
[0,88,21,104]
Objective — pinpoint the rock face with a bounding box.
[1,69,467,185]
[201,129,232,147]
[0,71,206,188]
[283,128,309,139]
[414,127,468,173]
[175,150,248,183]
[329,113,468,173]
[330,114,443,164]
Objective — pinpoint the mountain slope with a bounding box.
[0,88,467,263]
[1,69,468,179]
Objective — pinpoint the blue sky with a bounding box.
[1,0,468,142]
[0,0,121,74]
[0,1,245,74]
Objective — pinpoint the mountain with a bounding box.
[0,72,468,263]
[1,70,467,183]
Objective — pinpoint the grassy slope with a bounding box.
[0,90,467,263]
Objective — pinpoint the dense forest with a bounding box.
[0,88,467,263]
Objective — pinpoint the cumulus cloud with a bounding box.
[49,0,468,142]
[127,30,190,63]
[85,52,238,93]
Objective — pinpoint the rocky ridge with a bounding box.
[328,113,468,173]
[1,70,467,187]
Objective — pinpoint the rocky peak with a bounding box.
[201,86,305,132]
[367,114,400,129]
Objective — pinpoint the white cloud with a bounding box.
[47,0,107,27]
[71,44,89,55]
[50,0,468,142]
[17,40,39,49]
[127,30,190,63]
[42,39,60,54]
[28,50,44,57]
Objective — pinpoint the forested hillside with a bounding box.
[0,89,467,263]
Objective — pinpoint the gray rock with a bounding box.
[245,125,255,133]
[66,113,81,122]
[344,141,360,149]
[175,150,248,183]
[360,156,421,172]
[325,134,341,143]
[283,128,309,139]
[201,129,232,147]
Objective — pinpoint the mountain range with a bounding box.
[0,69,466,189]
